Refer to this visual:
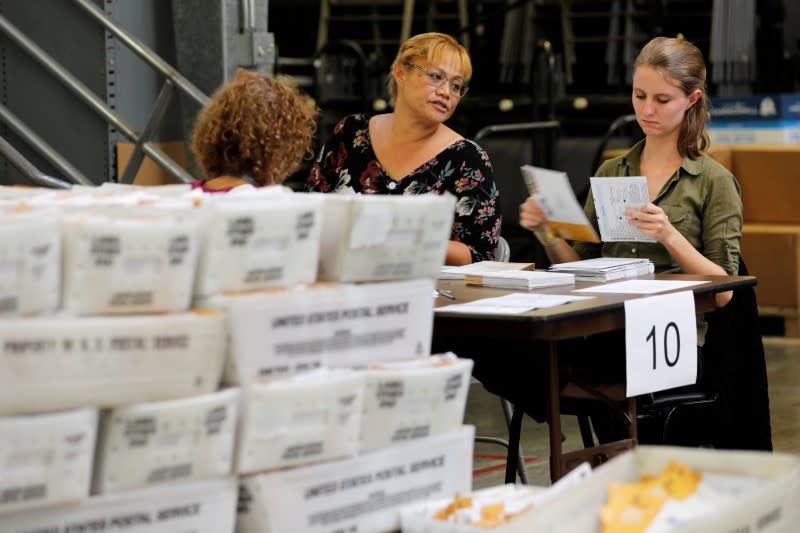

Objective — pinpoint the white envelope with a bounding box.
[360,353,473,452]
[237,369,365,474]
[0,210,61,316]
[207,278,434,385]
[0,408,97,516]
[193,195,323,296]
[0,310,226,414]
[94,388,240,494]
[0,477,238,533]
[314,193,455,282]
[236,426,474,533]
[61,210,202,314]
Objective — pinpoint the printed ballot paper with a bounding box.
[0,408,97,516]
[93,388,240,494]
[520,165,599,242]
[0,477,238,533]
[0,311,226,415]
[210,278,434,385]
[360,354,473,452]
[236,370,365,474]
[236,426,474,533]
[589,175,657,242]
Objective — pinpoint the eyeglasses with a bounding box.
[405,62,469,98]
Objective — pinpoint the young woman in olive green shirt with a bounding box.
[520,37,743,310]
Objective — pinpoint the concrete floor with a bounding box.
[465,337,800,488]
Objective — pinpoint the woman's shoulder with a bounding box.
[333,113,370,135]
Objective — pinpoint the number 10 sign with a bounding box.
[624,290,697,397]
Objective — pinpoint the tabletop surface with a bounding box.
[434,273,756,325]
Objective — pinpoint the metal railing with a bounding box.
[0,0,211,186]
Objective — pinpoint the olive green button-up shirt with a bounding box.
[573,140,743,344]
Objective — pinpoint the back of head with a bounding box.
[191,68,319,186]
[386,32,472,103]
[634,36,709,159]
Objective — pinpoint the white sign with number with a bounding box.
[624,290,697,397]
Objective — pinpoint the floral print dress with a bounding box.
[306,114,502,262]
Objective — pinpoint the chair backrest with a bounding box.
[495,236,511,262]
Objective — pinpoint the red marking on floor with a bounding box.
[472,453,538,478]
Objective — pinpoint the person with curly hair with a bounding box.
[191,68,319,191]
[306,32,501,265]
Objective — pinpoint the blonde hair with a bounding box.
[191,68,319,186]
[634,36,709,159]
[387,32,472,103]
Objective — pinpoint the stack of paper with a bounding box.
[439,260,535,280]
[465,270,575,290]
[548,257,654,281]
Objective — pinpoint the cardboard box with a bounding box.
[193,194,323,296]
[741,223,800,310]
[62,210,202,314]
[0,311,226,415]
[207,278,434,385]
[0,408,97,516]
[0,477,238,533]
[94,388,240,494]
[236,426,474,533]
[708,120,800,145]
[360,354,473,453]
[0,210,61,316]
[709,93,800,122]
[497,446,800,532]
[236,370,365,474]
[315,194,455,282]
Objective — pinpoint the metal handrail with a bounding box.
[0,102,91,186]
[0,2,211,186]
[0,134,71,189]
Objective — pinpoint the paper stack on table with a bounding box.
[465,270,575,290]
[548,257,654,282]
[439,260,535,280]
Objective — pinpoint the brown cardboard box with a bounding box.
[728,145,800,223]
[115,141,189,186]
[741,224,800,308]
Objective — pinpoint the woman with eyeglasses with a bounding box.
[306,32,501,265]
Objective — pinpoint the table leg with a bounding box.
[547,340,562,482]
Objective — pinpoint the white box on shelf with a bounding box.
[0,408,97,516]
[61,210,201,314]
[237,369,365,475]
[508,446,800,532]
[360,353,473,452]
[0,477,238,533]
[207,278,434,385]
[0,310,226,415]
[0,210,61,316]
[315,193,455,282]
[236,426,474,533]
[193,195,323,296]
[93,388,240,494]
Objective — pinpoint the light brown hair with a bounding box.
[634,36,709,159]
[191,68,319,186]
[387,32,472,103]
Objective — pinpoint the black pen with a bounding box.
[437,289,456,300]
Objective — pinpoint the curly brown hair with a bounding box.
[191,68,319,186]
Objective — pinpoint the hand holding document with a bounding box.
[520,165,600,242]
[589,176,656,242]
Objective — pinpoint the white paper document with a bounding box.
[574,279,710,294]
[437,293,594,314]
[590,176,656,242]
[520,165,600,242]
[624,290,697,397]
